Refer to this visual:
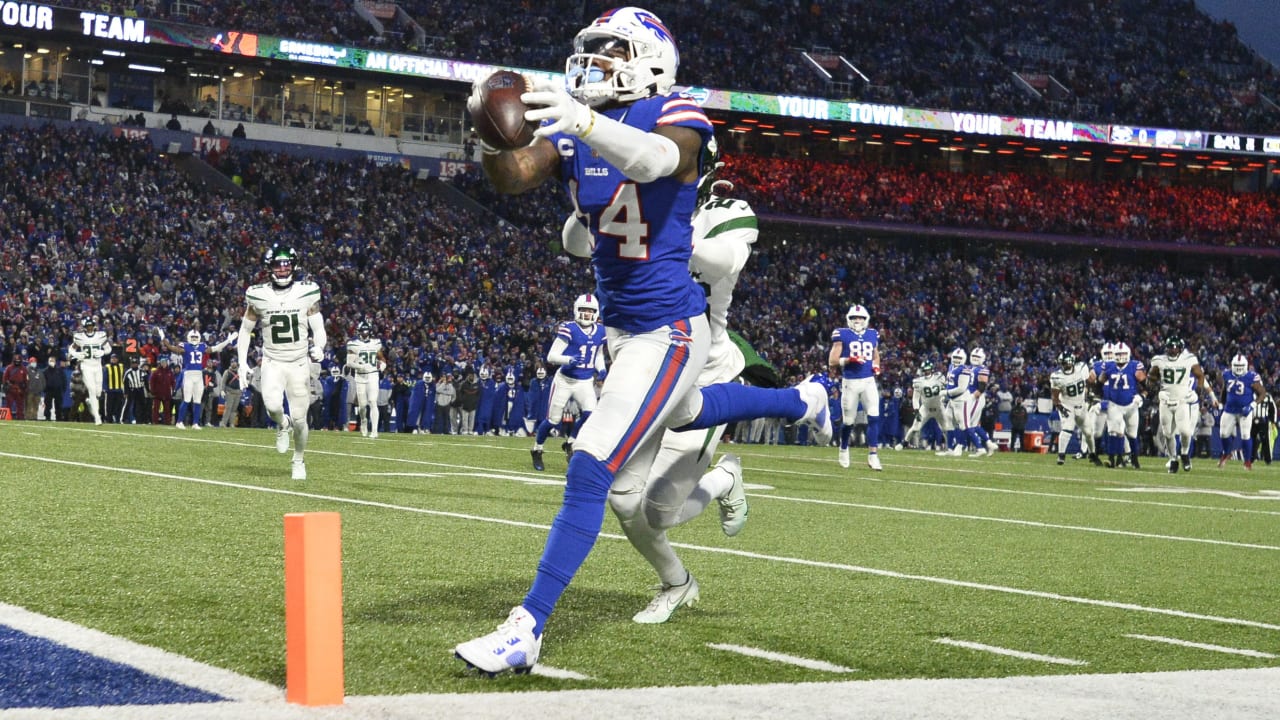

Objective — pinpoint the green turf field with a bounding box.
[1,420,1277,694]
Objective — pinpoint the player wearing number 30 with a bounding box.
[1148,336,1212,473]
[828,304,883,471]
[237,244,327,481]
[346,319,387,439]
[530,294,607,471]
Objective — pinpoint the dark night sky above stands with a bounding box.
[1196,0,1280,68]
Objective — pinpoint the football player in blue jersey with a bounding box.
[1099,342,1147,469]
[456,7,830,676]
[1219,353,1266,470]
[938,347,970,456]
[828,304,883,470]
[159,327,234,430]
[531,293,607,471]
[961,347,1000,457]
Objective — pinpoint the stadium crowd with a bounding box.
[59,0,1280,134]
[1,121,1278,437]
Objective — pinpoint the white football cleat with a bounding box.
[276,416,293,454]
[867,452,882,471]
[633,573,700,624]
[968,448,989,458]
[192,424,202,431]
[291,460,306,481]
[796,380,833,446]
[175,422,185,430]
[455,606,541,676]
[893,443,904,451]
[715,454,748,537]
[985,440,998,453]
[370,431,378,440]
[837,448,850,468]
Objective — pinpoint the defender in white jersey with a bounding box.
[237,244,327,480]
[904,359,947,450]
[1148,336,1213,473]
[1050,351,1094,465]
[345,319,387,439]
[69,316,110,425]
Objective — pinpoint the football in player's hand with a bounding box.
[471,70,536,151]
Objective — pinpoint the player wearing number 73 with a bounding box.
[237,243,327,480]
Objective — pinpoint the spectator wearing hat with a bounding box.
[42,356,67,421]
[150,358,175,425]
[24,357,44,421]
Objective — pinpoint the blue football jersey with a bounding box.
[945,365,968,396]
[182,342,206,373]
[1223,369,1260,413]
[551,93,713,333]
[830,327,879,380]
[555,321,606,381]
[966,363,990,392]
[1103,360,1144,405]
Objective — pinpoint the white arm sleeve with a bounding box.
[237,316,254,371]
[102,340,112,357]
[594,347,607,374]
[546,337,574,366]
[692,232,754,284]
[581,112,681,184]
[308,313,327,350]
[209,334,235,353]
[562,214,593,258]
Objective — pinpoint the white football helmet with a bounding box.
[574,293,599,328]
[969,347,987,366]
[479,366,491,380]
[949,347,967,368]
[536,367,547,380]
[423,370,434,383]
[505,370,516,385]
[1231,354,1248,374]
[187,329,201,344]
[846,304,869,332]
[1100,342,1116,362]
[1115,342,1131,366]
[566,7,679,107]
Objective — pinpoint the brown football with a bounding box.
[472,70,536,151]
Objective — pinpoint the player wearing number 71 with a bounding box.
[237,243,327,481]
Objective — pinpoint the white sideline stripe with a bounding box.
[4,450,1280,632]
[889,479,1280,517]
[1125,634,1280,659]
[0,603,281,702]
[706,643,855,673]
[762,494,1280,551]
[933,638,1088,666]
[531,665,593,680]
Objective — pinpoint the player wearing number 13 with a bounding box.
[828,305,883,471]
[237,244,327,481]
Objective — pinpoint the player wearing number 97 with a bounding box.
[237,244,326,481]
[1148,336,1212,473]
[828,304,883,471]
[530,294,606,471]
[456,6,831,677]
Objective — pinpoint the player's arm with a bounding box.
[236,304,258,372]
[1192,364,1219,408]
[871,346,882,375]
[307,305,326,362]
[209,334,236,353]
[1051,385,1064,414]
[1252,378,1267,401]
[691,226,756,282]
[546,336,574,367]
[479,136,560,194]
[827,341,845,375]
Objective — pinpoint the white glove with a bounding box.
[377,360,387,372]
[309,346,324,363]
[156,327,166,342]
[466,76,484,118]
[523,77,593,138]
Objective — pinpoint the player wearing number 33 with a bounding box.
[456,6,831,676]
[828,304,883,471]
[237,244,327,481]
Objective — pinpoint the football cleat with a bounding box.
[561,440,573,460]
[530,449,545,472]
[1218,456,1228,469]
[175,422,186,430]
[1245,460,1254,471]
[455,606,541,675]
[838,448,850,468]
[969,448,989,458]
[715,454,747,537]
[633,573,700,624]
[795,380,832,446]
[1181,456,1192,472]
[1130,456,1140,470]
[1058,454,1067,466]
[291,461,306,481]
[192,424,202,431]
[893,443,904,451]
[1167,458,1178,474]
[276,416,293,454]
[985,440,998,453]
[370,431,378,440]
[867,452,882,471]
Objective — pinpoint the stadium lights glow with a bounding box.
[102,49,125,57]
[90,59,103,65]
[37,48,49,54]
[128,63,165,73]
[233,71,244,77]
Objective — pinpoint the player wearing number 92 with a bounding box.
[456,6,832,677]
[237,244,327,481]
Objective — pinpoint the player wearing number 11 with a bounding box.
[237,244,327,480]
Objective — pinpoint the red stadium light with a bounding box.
[1105,157,1123,163]
[1131,154,1149,160]
[1158,162,1177,167]
[894,140,913,146]
[996,149,1015,154]
[784,131,802,137]
[812,129,831,135]
[1024,146,1041,152]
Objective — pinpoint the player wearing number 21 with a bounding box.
[456,6,832,676]
[237,243,327,481]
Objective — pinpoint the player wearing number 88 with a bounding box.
[828,304,883,470]
[237,243,327,480]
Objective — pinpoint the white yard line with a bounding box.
[706,643,855,673]
[1125,634,1279,659]
[0,603,281,702]
[2,450,1279,632]
[933,638,1088,666]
